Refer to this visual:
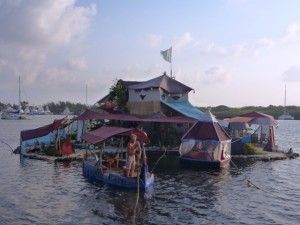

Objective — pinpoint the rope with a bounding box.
[132,155,141,225]
[0,138,14,153]
[246,179,268,193]
[231,158,270,193]
[230,159,239,171]
[231,158,299,203]
[231,138,243,144]
[150,147,167,173]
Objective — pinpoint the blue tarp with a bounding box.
[161,100,228,127]
[20,130,66,155]
[161,100,204,120]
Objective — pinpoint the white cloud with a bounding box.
[255,38,275,48]
[0,0,96,104]
[201,65,231,85]
[173,32,193,48]
[64,57,88,70]
[282,23,300,42]
[0,0,96,47]
[145,34,162,48]
[197,38,274,59]
[282,65,300,82]
[232,44,256,57]
[200,42,228,57]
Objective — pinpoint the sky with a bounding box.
[1,0,300,107]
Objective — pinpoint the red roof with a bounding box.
[182,109,231,142]
[81,125,150,144]
[225,111,278,126]
[74,109,196,123]
[21,118,69,141]
[128,74,193,93]
[182,121,231,142]
[75,109,142,122]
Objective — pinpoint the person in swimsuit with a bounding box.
[126,134,141,177]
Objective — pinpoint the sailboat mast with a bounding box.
[86,84,88,108]
[19,76,21,110]
[284,84,286,115]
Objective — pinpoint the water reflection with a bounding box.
[1,118,300,224]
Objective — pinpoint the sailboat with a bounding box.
[1,76,30,120]
[278,84,294,120]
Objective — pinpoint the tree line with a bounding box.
[1,100,300,120]
[0,101,89,116]
[198,105,300,120]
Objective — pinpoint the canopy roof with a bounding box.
[128,74,193,93]
[21,118,70,141]
[81,125,150,144]
[162,100,228,127]
[74,109,196,123]
[225,111,278,126]
[75,109,142,121]
[182,110,231,142]
[161,100,204,120]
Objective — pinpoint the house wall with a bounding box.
[128,88,160,115]
[160,90,189,102]
[128,88,190,115]
[128,88,160,102]
[128,88,189,102]
[127,101,161,115]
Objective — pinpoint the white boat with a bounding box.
[44,105,53,115]
[61,106,73,115]
[30,105,45,115]
[278,114,294,120]
[1,77,30,120]
[1,108,22,120]
[278,85,294,120]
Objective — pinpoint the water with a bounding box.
[0,117,300,225]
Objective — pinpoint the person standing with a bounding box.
[126,134,141,177]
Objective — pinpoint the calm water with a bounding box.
[0,116,300,225]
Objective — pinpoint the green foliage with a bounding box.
[242,143,256,155]
[68,133,77,141]
[0,100,89,115]
[46,101,88,115]
[146,123,181,148]
[197,105,300,120]
[20,101,29,110]
[108,79,128,112]
[163,127,181,148]
[43,146,61,157]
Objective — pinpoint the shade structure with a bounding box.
[21,118,70,141]
[225,111,278,127]
[180,109,231,162]
[74,109,196,123]
[81,125,150,145]
[181,110,231,142]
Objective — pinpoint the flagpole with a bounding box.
[170,60,173,79]
[170,46,174,79]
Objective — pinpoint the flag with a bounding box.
[160,47,172,63]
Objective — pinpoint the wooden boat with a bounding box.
[179,109,232,169]
[81,125,154,189]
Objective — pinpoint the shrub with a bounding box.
[43,146,61,157]
[242,143,255,155]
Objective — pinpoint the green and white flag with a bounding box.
[160,47,172,63]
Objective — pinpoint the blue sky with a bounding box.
[1,0,300,107]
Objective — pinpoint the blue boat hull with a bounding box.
[83,160,154,189]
